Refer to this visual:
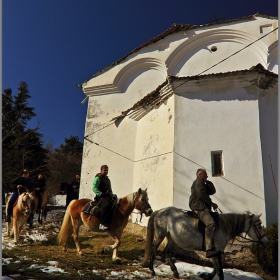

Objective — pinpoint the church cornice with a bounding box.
[113,64,277,121]
[80,13,276,85]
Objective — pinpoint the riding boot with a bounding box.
[5,214,11,223]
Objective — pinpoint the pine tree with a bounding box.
[2,82,48,197]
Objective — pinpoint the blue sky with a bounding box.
[3,1,278,148]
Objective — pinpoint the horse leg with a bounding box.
[13,216,19,243]
[72,217,83,256]
[149,235,165,276]
[108,229,123,264]
[165,234,179,279]
[211,253,224,280]
[6,220,11,237]
[199,253,223,280]
[38,209,42,224]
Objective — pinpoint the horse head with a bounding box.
[245,213,269,247]
[18,192,33,216]
[134,188,153,217]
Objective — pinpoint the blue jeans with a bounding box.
[7,192,19,215]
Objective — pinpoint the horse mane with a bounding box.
[126,192,136,205]
[217,212,250,238]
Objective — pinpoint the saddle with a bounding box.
[82,196,119,223]
[183,210,219,239]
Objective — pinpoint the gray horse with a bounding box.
[141,206,269,280]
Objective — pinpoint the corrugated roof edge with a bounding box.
[80,12,277,85]
[120,63,278,117]
[167,63,278,81]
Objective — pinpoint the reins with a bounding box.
[215,208,265,246]
[236,215,266,245]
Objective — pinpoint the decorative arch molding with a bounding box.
[267,41,278,72]
[114,57,167,92]
[166,29,268,75]
[83,58,167,96]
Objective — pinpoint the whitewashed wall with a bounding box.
[258,87,278,225]
[174,81,277,224]
[80,16,278,226]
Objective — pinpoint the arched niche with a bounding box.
[166,29,268,76]
[114,57,167,93]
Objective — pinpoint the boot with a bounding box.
[5,214,11,223]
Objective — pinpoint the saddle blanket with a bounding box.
[82,200,101,216]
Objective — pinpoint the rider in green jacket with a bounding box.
[92,165,114,230]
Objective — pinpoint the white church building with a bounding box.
[78,13,278,227]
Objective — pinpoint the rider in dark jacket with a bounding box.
[33,172,46,210]
[189,168,219,258]
[6,169,32,222]
[70,174,80,200]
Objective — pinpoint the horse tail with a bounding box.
[141,210,158,266]
[57,201,74,247]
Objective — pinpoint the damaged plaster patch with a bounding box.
[87,100,105,119]
[168,114,173,123]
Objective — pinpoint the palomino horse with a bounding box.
[29,191,48,225]
[142,206,269,280]
[5,192,34,243]
[57,188,153,262]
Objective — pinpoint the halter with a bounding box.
[237,214,266,245]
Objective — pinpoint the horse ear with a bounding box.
[144,188,147,192]
[138,188,141,195]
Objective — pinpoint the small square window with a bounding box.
[211,151,224,176]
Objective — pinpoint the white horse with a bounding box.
[6,192,34,243]
[142,206,269,280]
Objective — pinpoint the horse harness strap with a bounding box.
[244,216,266,244]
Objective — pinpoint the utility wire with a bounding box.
[85,136,173,163]
[174,151,264,200]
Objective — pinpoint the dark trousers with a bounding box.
[66,191,74,207]
[72,190,79,200]
[194,208,216,251]
[7,192,19,216]
[98,197,112,225]
[36,191,44,209]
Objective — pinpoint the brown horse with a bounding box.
[29,191,48,225]
[57,188,153,262]
[5,192,34,243]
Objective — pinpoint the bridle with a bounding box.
[237,214,266,245]
[133,192,150,222]
[19,193,32,215]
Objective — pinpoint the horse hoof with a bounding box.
[78,251,83,256]
[113,258,121,264]
[140,261,149,268]
[174,272,179,279]
[151,271,156,276]
[199,272,211,280]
